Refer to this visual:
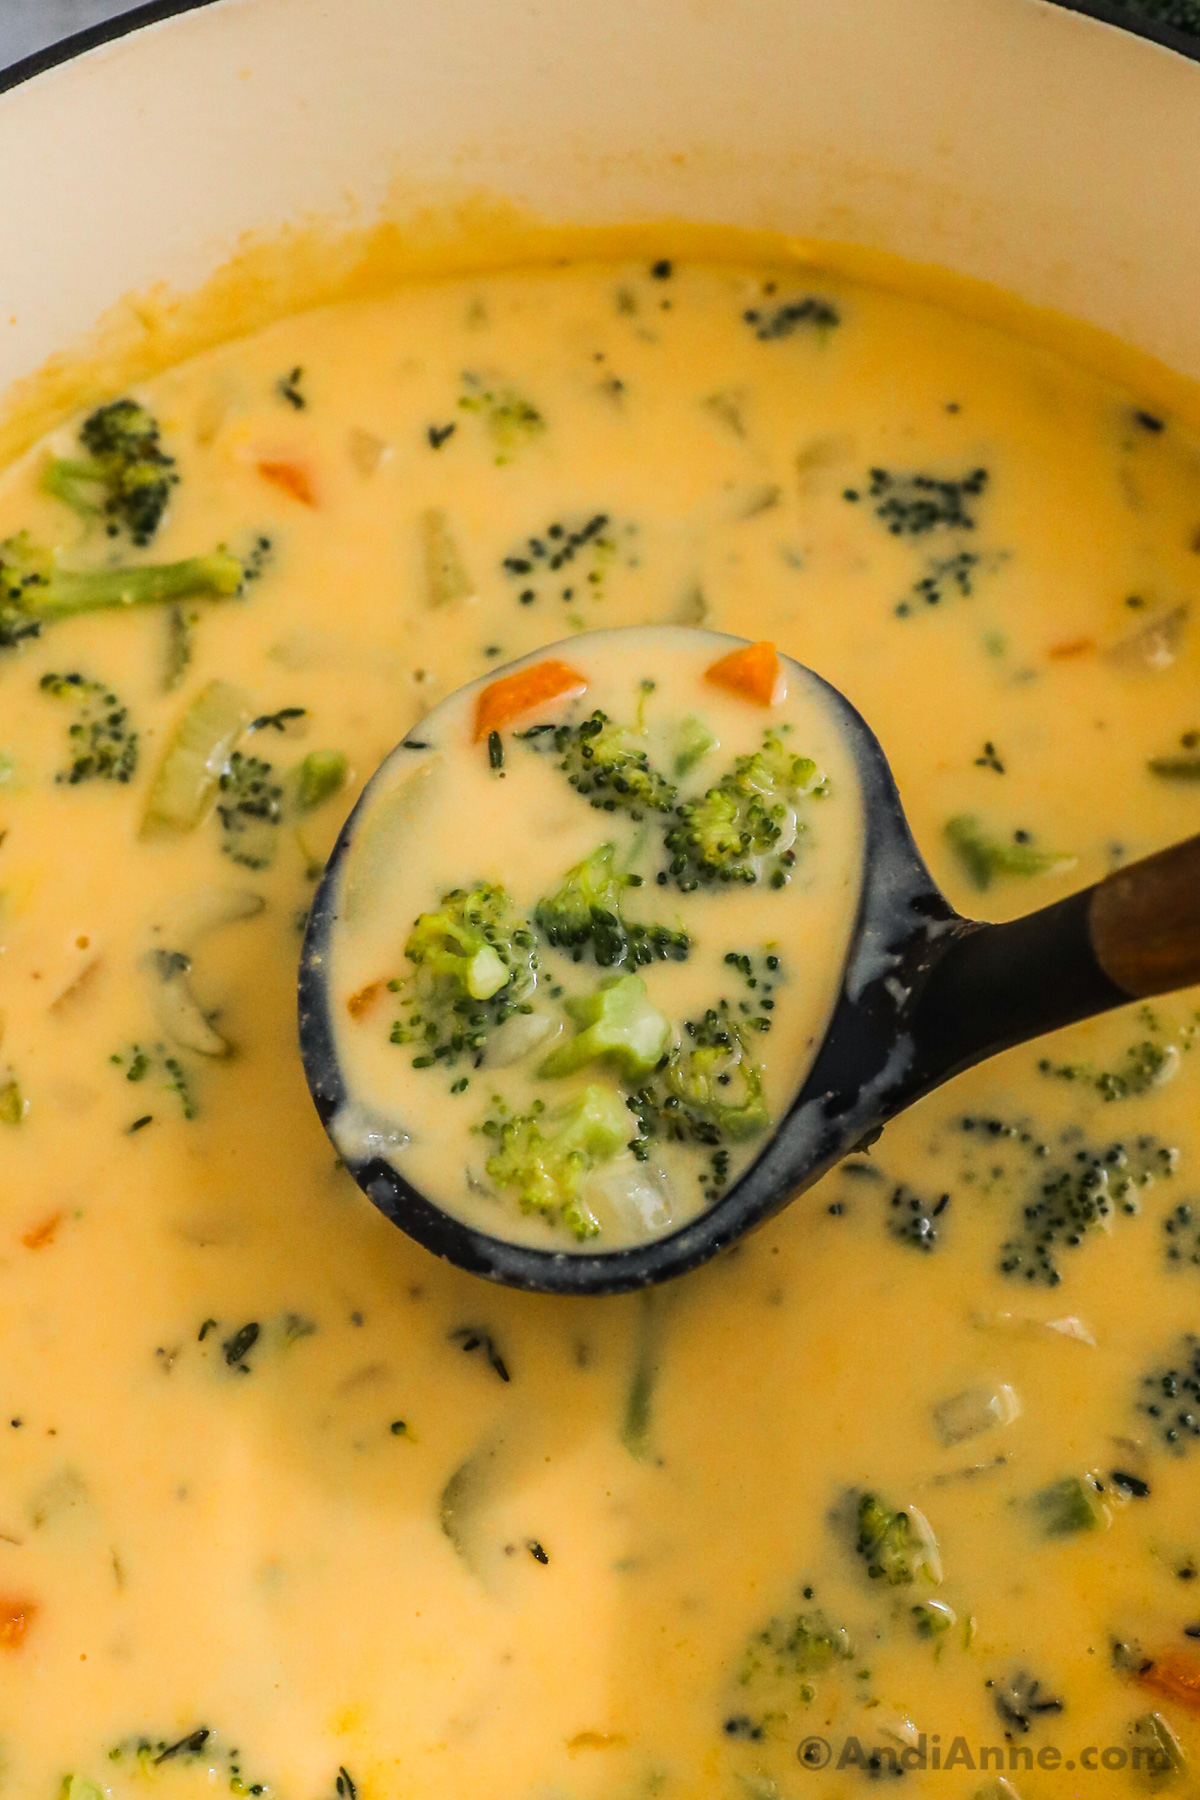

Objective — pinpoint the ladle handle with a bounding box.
[1089,833,1200,998]
[907,832,1200,1093]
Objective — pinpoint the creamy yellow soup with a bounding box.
[1,251,1200,1799]
[322,627,863,1250]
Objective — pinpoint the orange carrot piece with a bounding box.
[705,640,781,706]
[347,981,384,1020]
[21,1213,62,1251]
[1137,1652,1200,1713]
[1048,637,1096,660]
[0,1602,35,1649]
[474,660,587,741]
[258,460,317,507]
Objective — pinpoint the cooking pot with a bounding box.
[1,0,1200,449]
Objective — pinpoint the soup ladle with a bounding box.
[299,629,1200,1296]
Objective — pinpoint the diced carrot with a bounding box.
[1048,637,1096,660]
[473,660,587,741]
[1136,1651,1200,1713]
[0,1601,35,1649]
[347,981,384,1020]
[21,1213,62,1251]
[705,640,781,706]
[257,460,317,507]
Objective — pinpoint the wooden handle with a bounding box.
[1089,833,1200,998]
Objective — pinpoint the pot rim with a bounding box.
[0,0,1197,101]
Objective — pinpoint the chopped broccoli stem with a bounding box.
[855,1492,942,1586]
[538,973,672,1081]
[0,531,242,650]
[0,1076,26,1125]
[673,714,717,776]
[43,398,178,544]
[534,843,689,970]
[1028,1475,1106,1536]
[480,1085,631,1237]
[39,671,138,784]
[62,1778,104,1800]
[1149,752,1200,780]
[391,884,539,1068]
[945,814,1074,890]
[294,748,349,813]
[620,1290,663,1460]
[665,729,821,891]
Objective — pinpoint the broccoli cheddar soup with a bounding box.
[323,628,864,1249]
[4,246,1200,1798]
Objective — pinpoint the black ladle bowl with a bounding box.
[299,633,1200,1296]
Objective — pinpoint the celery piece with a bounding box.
[0,1076,25,1125]
[141,679,252,835]
[420,507,474,606]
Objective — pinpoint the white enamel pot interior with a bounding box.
[0,0,1199,402]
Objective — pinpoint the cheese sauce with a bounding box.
[0,251,1199,1798]
[323,628,863,1249]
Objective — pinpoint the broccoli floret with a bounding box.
[997,1134,1173,1285]
[665,730,821,891]
[625,1000,770,1198]
[0,531,242,651]
[294,748,349,813]
[458,377,546,464]
[945,814,1074,891]
[216,751,282,869]
[990,1670,1064,1735]
[664,1003,769,1140]
[480,1084,632,1238]
[538,973,672,1082]
[739,1609,853,1686]
[843,465,988,536]
[855,1492,942,1586]
[43,399,178,544]
[39,671,138,784]
[538,711,677,818]
[391,884,539,1069]
[534,843,689,969]
[1137,1334,1200,1453]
